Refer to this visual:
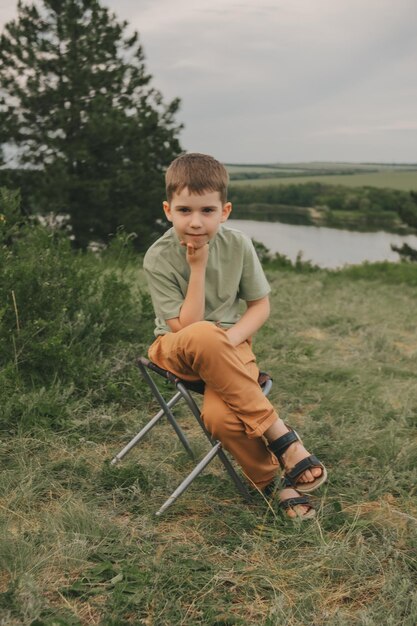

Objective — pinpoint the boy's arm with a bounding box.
[166,242,209,332]
[226,295,270,347]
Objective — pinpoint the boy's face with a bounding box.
[163,188,232,248]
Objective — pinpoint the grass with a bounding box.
[1,267,417,625]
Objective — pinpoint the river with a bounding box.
[228,219,417,269]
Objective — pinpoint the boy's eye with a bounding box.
[178,208,190,213]
[202,207,215,213]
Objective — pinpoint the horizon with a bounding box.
[2,160,417,170]
[224,160,417,166]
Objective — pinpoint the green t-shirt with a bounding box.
[143,225,271,336]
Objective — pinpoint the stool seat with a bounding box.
[111,355,273,515]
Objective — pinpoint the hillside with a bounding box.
[1,205,416,624]
[227,162,417,190]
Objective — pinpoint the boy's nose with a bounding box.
[190,213,203,228]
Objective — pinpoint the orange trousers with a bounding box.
[148,321,279,490]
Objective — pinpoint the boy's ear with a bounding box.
[221,202,232,222]
[163,201,172,222]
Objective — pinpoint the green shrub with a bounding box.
[0,188,151,430]
[252,238,320,273]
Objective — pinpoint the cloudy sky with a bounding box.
[1,0,416,163]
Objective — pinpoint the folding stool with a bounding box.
[111,356,273,516]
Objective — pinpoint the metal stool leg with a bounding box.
[176,382,252,503]
[137,360,194,459]
[111,390,183,464]
[156,442,223,516]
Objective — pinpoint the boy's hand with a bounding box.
[181,240,209,268]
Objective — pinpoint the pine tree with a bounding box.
[0,0,183,248]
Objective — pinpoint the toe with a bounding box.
[286,507,296,519]
[300,466,323,483]
[312,466,323,478]
[286,504,309,519]
[303,469,314,482]
[295,504,310,517]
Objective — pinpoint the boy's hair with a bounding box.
[165,153,229,204]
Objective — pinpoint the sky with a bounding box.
[1,0,417,164]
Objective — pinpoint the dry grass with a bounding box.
[1,269,417,625]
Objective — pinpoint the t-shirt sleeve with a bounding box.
[143,261,184,321]
[238,236,271,301]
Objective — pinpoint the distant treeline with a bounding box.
[228,182,417,231]
[2,170,417,234]
[229,169,375,181]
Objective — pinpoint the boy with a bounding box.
[143,153,327,519]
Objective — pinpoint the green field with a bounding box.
[2,248,417,624]
[230,170,417,191]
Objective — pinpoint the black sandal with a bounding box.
[263,480,316,520]
[279,493,316,520]
[268,426,327,493]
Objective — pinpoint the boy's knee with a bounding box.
[202,412,229,441]
[183,321,225,349]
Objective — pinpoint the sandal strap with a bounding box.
[279,495,312,510]
[268,428,300,466]
[263,480,278,498]
[282,455,322,487]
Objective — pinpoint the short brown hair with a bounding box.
[165,153,229,204]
